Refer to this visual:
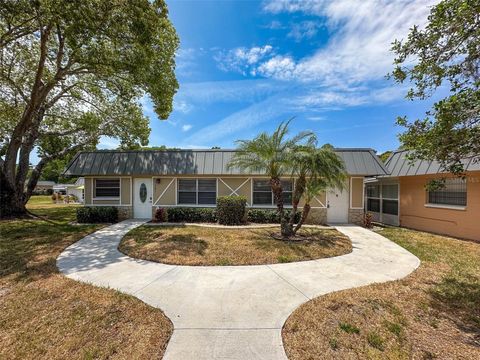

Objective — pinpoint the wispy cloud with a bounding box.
[261,0,438,84]
[287,20,321,41]
[214,45,274,75]
[181,124,193,132]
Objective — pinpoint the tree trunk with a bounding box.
[270,177,294,237]
[293,203,310,235]
[0,170,27,218]
[289,175,305,227]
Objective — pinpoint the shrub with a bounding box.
[247,208,301,224]
[363,212,373,228]
[154,207,168,222]
[46,189,53,195]
[216,196,247,225]
[167,207,217,223]
[76,206,118,223]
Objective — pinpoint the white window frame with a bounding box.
[177,178,217,206]
[93,178,120,199]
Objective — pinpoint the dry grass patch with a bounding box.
[283,227,480,359]
[120,225,351,266]
[0,203,173,359]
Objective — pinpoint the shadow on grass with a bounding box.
[430,273,480,341]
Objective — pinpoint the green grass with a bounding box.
[0,200,173,358]
[283,226,480,359]
[339,322,360,334]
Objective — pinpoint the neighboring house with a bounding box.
[63,149,387,224]
[34,180,55,192]
[53,178,85,203]
[366,150,480,241]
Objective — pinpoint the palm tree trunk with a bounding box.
[270,177,293,237]
[293,203,310,234]
[289,175,305,227]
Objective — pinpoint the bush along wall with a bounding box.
[76,206,118,223]
[247,208,302,224]
[166,207,217,223]
[216,196,247,225]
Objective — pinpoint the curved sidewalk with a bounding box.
[57,220,420,359]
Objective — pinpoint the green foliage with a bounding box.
[154,207,168,222]
[76,207,118,223]
[166,207,217,223]
[339,322,360,334]
[0,0,179,213]
[367,331,385,351]
[378,151,393,163]
[247,209,301,224]
[216,196,247,225]
[391,0,480,174]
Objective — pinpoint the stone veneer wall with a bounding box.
[117,206,133,221]
[305,208,327,225]
[348,208,364,225]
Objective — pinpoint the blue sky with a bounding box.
[100,0,441,155]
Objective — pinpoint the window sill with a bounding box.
[424,204,466,211]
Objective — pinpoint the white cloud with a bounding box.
[260,0,438,84]
[98,136,120,150]
[174,99,193,114]
[182,124,193,132]
[288,20,321,41]
[256,55,297,80]
[215,45,274,75]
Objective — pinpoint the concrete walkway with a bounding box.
[57,220,420,359]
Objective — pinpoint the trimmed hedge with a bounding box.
[164,206,301,224]
[167,207,217,223]
[76,206,118,223]
[154,207,168,222]
[216,196,247,225]
[247,208,302,224]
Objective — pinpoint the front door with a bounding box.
[133,178,152,218]
[327,186,349,223]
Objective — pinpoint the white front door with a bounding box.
[327,186,349,223]
[133,178,152,218]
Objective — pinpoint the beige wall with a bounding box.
[121,178,131,205]
[399,171,480,241]
[153,177,176,205]
[217,177,252,204]
[350,177,364,208]
[84,178,93,204]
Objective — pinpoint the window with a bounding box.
[427,178,467,206]
[178,179,216,205]
[366,185,380,212]
[95,179,120,198]
[252,179,293,206]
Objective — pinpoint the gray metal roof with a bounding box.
[63,149,388,176]
[385,150,480,177]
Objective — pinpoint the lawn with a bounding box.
[283,226,480,359]
[0,197,173,359]
[120,225,352,266]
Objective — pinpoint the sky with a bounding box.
[99,0,442,155]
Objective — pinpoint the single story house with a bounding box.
[34,180,55,192]
[63,149,388,224]
[365,150,480,241]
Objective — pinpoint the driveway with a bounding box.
[57,220,419,359]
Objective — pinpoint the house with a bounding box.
[33,180,55,193]
[365,150,480,241]
[63,149,387,224]
[52,178,85,203]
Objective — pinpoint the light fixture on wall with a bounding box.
[156,178,161,184]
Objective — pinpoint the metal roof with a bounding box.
[385,150,480,177]
[63,148,388,177]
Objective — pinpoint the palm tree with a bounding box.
[289,144,347,234]
[228,119,315,237]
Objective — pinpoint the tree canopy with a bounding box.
[391,0,479,174]
[0,0,179,216]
